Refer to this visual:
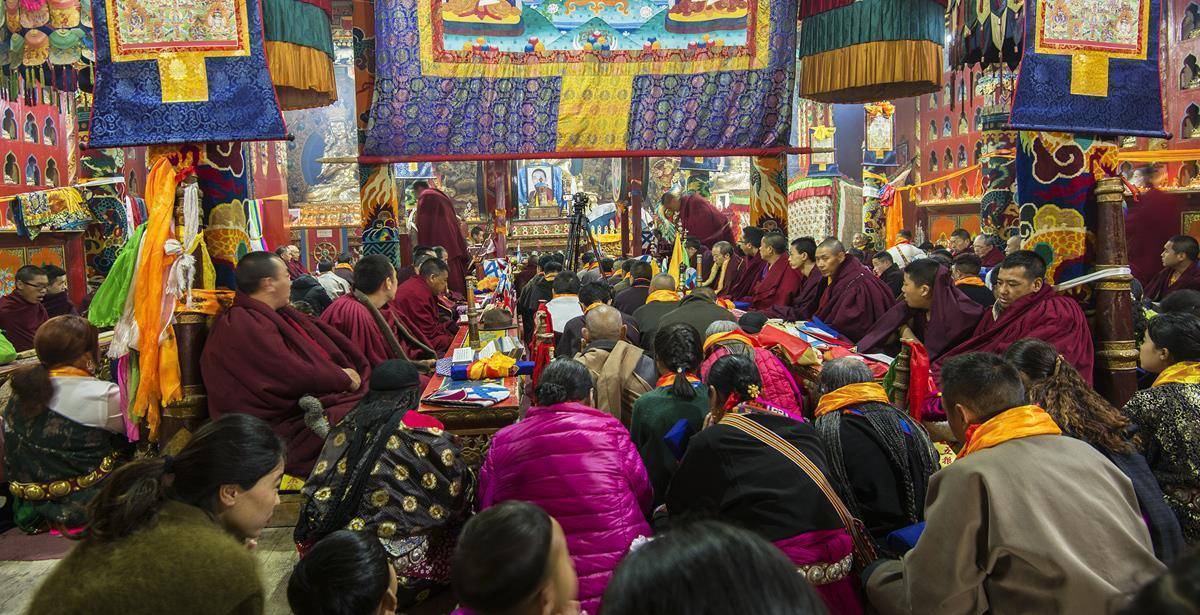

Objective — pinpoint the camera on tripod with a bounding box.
[566,192,596,270]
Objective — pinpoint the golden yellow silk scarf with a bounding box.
[1152,361,1200,387]
[702,330,756,353]
[814,382,891,418]
[645,289,681,304]
[954,276,986,287]
[958,405,1061,459]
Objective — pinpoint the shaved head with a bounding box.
[583,304,624,342]
[815,238,847,277]
[650,273,676,291]
[818,238,846,254]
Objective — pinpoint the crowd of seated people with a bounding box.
[8,241,1200,615]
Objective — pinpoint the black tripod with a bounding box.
[565,191,597,270]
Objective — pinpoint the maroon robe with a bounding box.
[770,266,822,320]
[390,274,458,356]
[200,292,370,475]
[710,253,744,298]
[1144,262,1200,302]
[748,257,803,312]
[0,293,48,352]
[936,284,1094,384]
[812,255,897,343]
[321,294,436,365]
[1126,188,1185,285]
[415,188,470,296]
[728,254,768,301]
[42,292,77,318]
[857,266,985,361]
[979,248,1003,268]
[286,259,308,280]
[679,194,734,247]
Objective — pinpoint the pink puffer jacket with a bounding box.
[479,401,652,614]
[701,346,805,418]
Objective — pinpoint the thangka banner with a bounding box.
[807,126,839,177]
[362,0,797,161]
[88,0,287,148]
[1009,0,1166,138]
[863,101,897,167]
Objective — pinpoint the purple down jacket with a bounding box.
[479,401,652,614]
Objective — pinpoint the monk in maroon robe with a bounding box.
[702,241,743,298]
[0,265,49,351]
[661,191,734,248]
[277,245,307,280]
[321,255,439,375]
[727,227,767,301]
[389,256,458,356]
[936,250,1094,383]
[748,232,802,312]
[201,253,368,476]
[811,239,897,343]
[769,236,822,320]
[1144,235,1200,302]
[414,181,470,297]
[858,260,985,361]
[1127,187,1185,285]
[973,234,1004,268]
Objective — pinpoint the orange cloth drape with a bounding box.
[814,382,891,418]
[131,158,184,440]
[958,405,1062,459]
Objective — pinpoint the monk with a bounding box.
[871,251,904,298]
[1126,187,1185,285]
[41,264,77,317]
[698,241,742,297]
[320,254,438,372]
[947,228,972,257]
[632,273,681,354]
[390,257,459,356]
[277,245,308,280]
[885,229,926,267]
[200,252,369,476]
[973,233,1004,268]
[937,251,1094,383]
[950,253,994,307]
[858,259,985,361]
[747,232,802,312]
[1145,235,1200,302]
[811,239,897,343]
[772,236,823,320]
[660,190,733,248]
[0,265,49,351]
[413,180,470,296]
[727,227,767,301]
[613,261,653,315]
[866,353,1163,614]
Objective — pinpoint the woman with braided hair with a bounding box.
[812,357,940,546]
[1006,338,1185,563]
[667,353,864,615]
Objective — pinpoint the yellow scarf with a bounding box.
[814,382,891,418]
[645,289,681,304]
[958,405,1062,459]
[583,302,604,315]
[954,276,986,287]
[1152,361,1200,387]
[552,293,577,300]
[49,366,92,378]
[703,330,756,353]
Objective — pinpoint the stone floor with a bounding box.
[0,527,300,615]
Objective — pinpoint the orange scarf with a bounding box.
[334,263,353,272]
[954,276,986,287]
[645,289,681,304]
[656,372,701,389]
[814,382,891,418]
[49,366,92,378]
[1152,361,1200,387]
[582,301,605,315]
[703,330,756,353]
[958,405,1061,459]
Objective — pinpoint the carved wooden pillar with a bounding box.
[1092,176,1138,406]
[482,160,511,258]
[625,158,645,257]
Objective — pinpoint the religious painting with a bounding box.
[362,0,796,160]
[1182,210,1200,239]
[285,28,359,205]
[863,102,897,167]
[1010,0,1165,138]
[89,0,286,147]
[518,165,563,208]
[808,126,838,177]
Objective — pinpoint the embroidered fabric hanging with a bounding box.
[244,198,269,252]
[0,0,92,98]
[13,186,90,238]
[262,0,337,110]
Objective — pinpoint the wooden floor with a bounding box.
[0,527,300,615]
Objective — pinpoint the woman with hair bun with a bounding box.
[1124,312,1200,543]
[29,413,285,614]
[667,353,863,614]
[478,358,651,615]
[3,315,130,532]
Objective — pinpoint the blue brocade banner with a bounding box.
[362,0,797,161]
[88,0,287,148]
[1009,0,1166,138]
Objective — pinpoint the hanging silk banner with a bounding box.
[750,154,787,227]
[1009,0,1167,138]
[88,0,287,148]
[361,0,797,161]
[679,157,726,172]
[394,162,436,179]
[980,112,1018,236]
[807,126,839,177]
[863,101,897,167]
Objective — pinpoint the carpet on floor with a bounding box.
[0,529,74,561]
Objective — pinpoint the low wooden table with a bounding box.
[417,326,523,467]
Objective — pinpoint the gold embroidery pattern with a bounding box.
[429,504,446,520]
[402,496,418,512]
[440,449,454,466]
[377,522,397,538]
[371,489,389,508]
[332,432,347,447]
[421,473,438,490]
[413,442,429,457]
[448,479,461,497]
[312,460,329,475]
[348,517,365,531]
[394,465,410,481]
[314,487,332,502]
[336,459,347,474]
[387,435,401,450]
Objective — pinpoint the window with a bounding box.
[44,158,58,186]
[23,155,38,186]
[1183,55,1200,90]
[942,117,952,137]
[2,110,15,140]
[22,113,37,143]
[958,177,970,196]
[42,117,55,145]
[958,111,969,135]
[929,94,937,110]
[958,144,967,168]
[975,112,984,131]
[1184,104,1200,139]
[1180,162,1200,187]
[974,140,983,164]
[3,152,16,184]
[1184,3,1200,41]
[929,120,937,140]
[930,151,939,172]
[944,148,953,170]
